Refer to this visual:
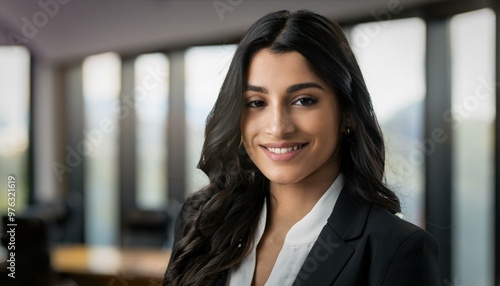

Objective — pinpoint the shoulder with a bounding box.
[333,189,436,247]
[365,203,427,242]
[328,190,440,285]
[363,204,441,285]
[361,201,439,258]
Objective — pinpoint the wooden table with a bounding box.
[52,244,171,286]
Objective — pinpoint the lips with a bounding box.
[260,143,307,161]
[265,144,306,154]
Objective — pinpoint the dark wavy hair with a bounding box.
[163,9,400,286]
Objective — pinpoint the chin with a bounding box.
[262,170,305,185]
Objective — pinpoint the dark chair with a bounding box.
[0,216,51,286]
[122,209,170,248]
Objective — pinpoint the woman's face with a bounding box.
[241,48,344,186]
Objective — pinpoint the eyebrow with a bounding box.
[244,82,325,94]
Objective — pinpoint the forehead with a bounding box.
[246,49,325,87]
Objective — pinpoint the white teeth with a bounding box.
[267,145,302,154]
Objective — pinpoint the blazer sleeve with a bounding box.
[382,229,441,286]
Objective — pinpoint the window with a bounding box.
[134,53,169,210]
[350,18,426,226]
[0,46,30,215]
[451,8,495,285]
[82,52,121,245]
[185,45,237,194]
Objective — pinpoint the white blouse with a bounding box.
[227,174,344,286]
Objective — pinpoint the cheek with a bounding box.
[242,139,259,167]
[306,109,339,132]
[307,111,341,147]
[241,115,257,152]
[241,112,261,141]
[241,118,250,144]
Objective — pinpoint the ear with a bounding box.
[342,112,355,134]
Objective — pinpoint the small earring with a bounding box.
[347,128,351,135]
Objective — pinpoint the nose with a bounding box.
[265,105,295,138]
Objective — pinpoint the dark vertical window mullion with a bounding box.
[65,64,85,243]
[167,51,186,208]
[119,58,137,247]
[495,5,500,285]
[425,18,452,281]
[28,57,35,205]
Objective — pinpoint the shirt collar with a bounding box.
[255,174,344,247]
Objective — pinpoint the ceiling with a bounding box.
[0,0,441,64]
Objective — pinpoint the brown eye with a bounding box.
[246,100,267,108]
[294,97,318,106]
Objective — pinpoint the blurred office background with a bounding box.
[0,0,498,285]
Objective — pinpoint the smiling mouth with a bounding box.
[265,144,306,154]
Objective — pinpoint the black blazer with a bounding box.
[168,189,441,286]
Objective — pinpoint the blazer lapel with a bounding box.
[292,189,372,286]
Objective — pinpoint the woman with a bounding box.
[163,10,440,286]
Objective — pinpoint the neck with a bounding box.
[266,162,340,236]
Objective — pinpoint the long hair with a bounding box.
[163,10,400,286]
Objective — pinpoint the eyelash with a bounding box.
[294,97,318,106]
[246,100,266,108]
[245,97,318,108]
